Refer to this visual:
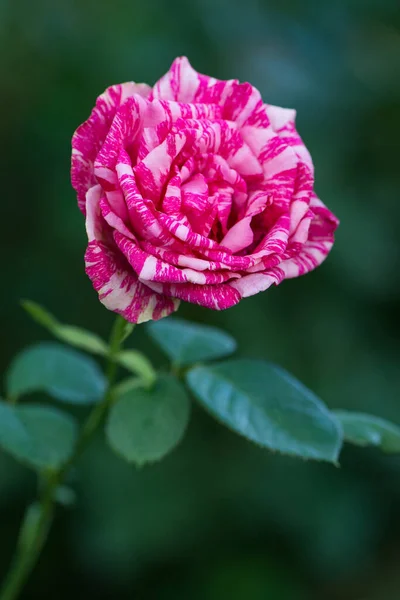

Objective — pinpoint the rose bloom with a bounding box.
[71,57,338,323]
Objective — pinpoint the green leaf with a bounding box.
[334,411,400,452]
[115,350,157,387]
[106,374,190,466]
[51,325,108,356]
[186,360,342,463]
[0,401,77,470]
[22,300,108,356]
[21,300,58,330]
[147,317,237,366]
[112,377,144,400]
[6,342,106,404]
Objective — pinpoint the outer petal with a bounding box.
[278,194,339,279]
[265,104,314,174]
[144,279,242,311]
[231,193,338,298]
[84,185,179,323]
[151,56,212,102]
[71,82,150,213]
[229,270,283,298]
[94,95,151,178]
[152,57,271,129]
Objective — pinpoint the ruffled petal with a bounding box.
[84,184,179,323]
[71,82,150,213]
[279,194,339,279]
[152,58,271,129]
[229,270,282,298]
[151,57,209,102]
[145,279,242,311]
[85,241,179,323]
[265,104,314,174]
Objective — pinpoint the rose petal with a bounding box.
[145,279,242,311]
[85,240,179,323]
[114,231,239,286]
[229,270,282,298]
[221,216,254,253]
[151,56,208,102]
[72,82,150,213]
[265,104,314,174]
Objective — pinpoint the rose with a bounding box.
[71,57,338,323]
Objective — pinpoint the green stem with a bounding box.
[0,315,129,600]
[0,489,53,600]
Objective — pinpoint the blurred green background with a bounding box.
[1,0,400,598]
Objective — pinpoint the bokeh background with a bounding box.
[1,0,400,598]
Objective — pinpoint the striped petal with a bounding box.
[85,240,179,323]
[72,82,150,213]
[84,184,178,323]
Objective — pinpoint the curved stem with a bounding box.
[0,315,129,600]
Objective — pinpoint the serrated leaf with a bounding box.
[6,342,106,404]
[334,411,400,452]
[106,374,190,466]
[22,300,108,356]
[115,350,156,387]
[186,360,342,463]
[0,401,77,470]
[147,318,237,366]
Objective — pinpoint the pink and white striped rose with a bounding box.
[71,57,338,323]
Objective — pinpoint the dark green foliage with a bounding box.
[0,401,77,470]
[106,374,191,465]
[147,318,237,365]
[6,343,106,404]
[187,360,343,462]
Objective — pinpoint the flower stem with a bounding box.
[0,315,129,600]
